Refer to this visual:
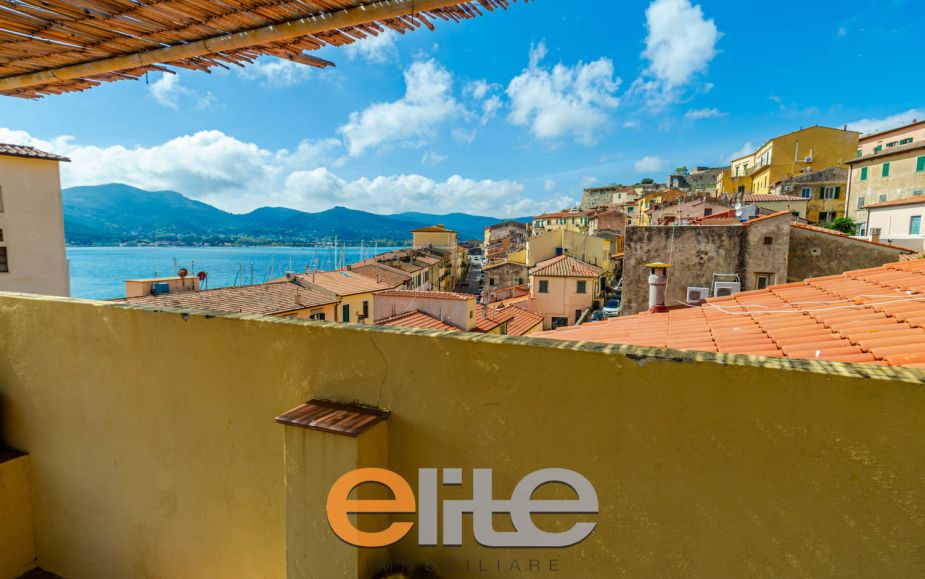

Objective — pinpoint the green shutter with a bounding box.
[917,156,925,173]
[820,187,826,199]
[834,186,840,199]
[342,304,350,322]
[860,167,868,181]
[882,163,891,177]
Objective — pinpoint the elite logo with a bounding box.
[327,468,598,548]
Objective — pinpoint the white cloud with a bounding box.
[339,59,461,156]
[148,73,213,110]
[544,179,558,192]
[622,119,641,129]
[464,80,503,126]
[636,0,719,107]
[344,30,399,64]
[726,142,755,162]
[507,40,621,145]
[0,128,562,218]
[238,57,312,87]
[846,109,924,135]
[580,176,598,188]
[421,151,447,165]
[684,107,727,121]
[634,155,667,173]
[452,128,478,145]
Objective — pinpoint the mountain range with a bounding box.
[62,183,531,245]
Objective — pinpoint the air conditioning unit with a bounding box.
[713,281,741,297]
[687,287,710,304]
[804,156,813,163]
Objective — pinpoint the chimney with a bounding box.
[646,262,672,314]
[871,228,882,244]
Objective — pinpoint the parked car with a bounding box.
[602,299,621,318]
[589,311,605,322]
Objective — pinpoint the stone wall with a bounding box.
[787,226,910,283]
[623,225,743,315]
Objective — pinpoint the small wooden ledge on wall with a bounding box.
[276,399,391,579]
[275,399,390,438]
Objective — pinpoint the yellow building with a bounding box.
[634,188,684,225]
[718,125,860,196]
[411,225,460,288]
[296,270,392,323]
[526,228,612,273]
[0,144,71,297]
[531,209,589,235]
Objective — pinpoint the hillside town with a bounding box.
[3,119,925,362]
[2,1,925,578]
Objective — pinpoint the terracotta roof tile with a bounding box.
[743,194,808,202]
[0,143,70,162]
[865,196,925,210]
[118,281,336,315]
[349,263,411,288]
[376,290,474,301]
[529,254,604,278]
[296,270,393,296]
[537,259,925,368]
[375,311,459,331]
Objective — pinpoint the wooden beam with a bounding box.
[0,0,478,93]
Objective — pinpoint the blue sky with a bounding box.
[1,0,922,217]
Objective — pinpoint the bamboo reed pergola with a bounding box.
[0,0,527,98]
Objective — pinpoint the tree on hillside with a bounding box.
[674,166,690,175]
[640,178,655,185]
[820,217,856,234]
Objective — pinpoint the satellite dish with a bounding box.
[734,202,743,218]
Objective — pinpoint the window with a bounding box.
[704,208,713,217]
[879,194,888,203]
[763,236,773,246]
[551,317,569,330]
[887,141,899,148]
[856,149,862,158]
[857,197,865,209]
[801,187,812,199]
[0,186,3,212]
[860,167,868,181]
[489,277,496,286]
[882,163,891,178]
[821,186,840,199]
[499,323,508,336]
[538,280,549,294]
[901,138,914,145]
[874,145,883,153]
[576,280,587,294]
[915,190,924,197]
[362,300,369,319]
[309,312,325,321]
[917,156,925,173]
[0,229,3,242]
[911,216,922,236]
[0,247,7,273]
[342,304,350,322]
[818,212,837,221]
[755,273,774,290]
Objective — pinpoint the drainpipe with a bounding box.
[646,262,673,314]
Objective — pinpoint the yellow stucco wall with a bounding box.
[0,453,36,578]
[0,293,924,578]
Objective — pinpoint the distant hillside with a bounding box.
[62,183,529,246]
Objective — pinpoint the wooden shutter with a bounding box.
[834,187,841,199]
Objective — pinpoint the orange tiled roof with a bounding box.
[496,304,544,336]
[791,222,914,252]
[0,143,69,162]
[298,270,393,296]
[376,310,459,331]
[349,263,411,288]
[529,254,604,278]
[376,290,474,301]
[537,259,925,368]
[865,196,925,210]
[411,225,457,233]
[743,194,808,202]
[118,281,336,315]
